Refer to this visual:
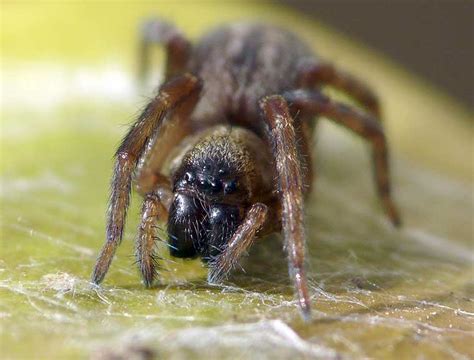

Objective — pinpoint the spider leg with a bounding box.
[284,89,401,226]
[136,192,169,287]
[91,74,202,285]
[135,74,201,197]
[207,203,268,283]
[134,74,201,286]
[297,60,382,119]
[139,18,192,83]
[259,95,312,321]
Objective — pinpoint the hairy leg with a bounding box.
[139,18,192,82]
[92,74,201,285]
[136,192,169,287]
[297,60,382,119]
[284,89,401,226]
[135,75,201,197]
[207,203,268,283]
[259,95,312,321]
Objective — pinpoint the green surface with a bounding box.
[1,2,473,359]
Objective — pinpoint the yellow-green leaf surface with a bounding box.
[1,2,473,359]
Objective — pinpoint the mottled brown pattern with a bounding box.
[92,20,400,321]
[188,23,314,133]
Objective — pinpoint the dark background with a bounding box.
[282,0,473,109]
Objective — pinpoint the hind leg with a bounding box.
[284,89,401,226]
[297,60,382,119]
[139,18,192,82]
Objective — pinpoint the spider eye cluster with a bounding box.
[180,169,238,195]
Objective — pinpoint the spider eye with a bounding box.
[174,171,196,191]
[184,172,194,183]
[198,178,222,193]
[224,180,237,194]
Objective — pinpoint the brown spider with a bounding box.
[92,20,401,320]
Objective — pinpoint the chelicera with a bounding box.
[92,20,401,320]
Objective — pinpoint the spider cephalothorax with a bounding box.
[92,21,401,320]
[167,129,258,261]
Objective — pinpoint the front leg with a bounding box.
[207,203,268,283]
[259,95,312,321]
[91,74,201,285]
[136,190,170,287]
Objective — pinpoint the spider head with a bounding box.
[167,130,254,261]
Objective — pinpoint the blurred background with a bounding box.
[282,0,474,109]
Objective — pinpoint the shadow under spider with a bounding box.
[224,230,408,294]
[118,215,462,298]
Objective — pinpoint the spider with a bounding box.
[92,20,401,320]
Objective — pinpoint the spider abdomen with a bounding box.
[188,23,315,132]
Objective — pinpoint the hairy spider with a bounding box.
[92,20,401,320]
